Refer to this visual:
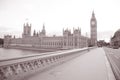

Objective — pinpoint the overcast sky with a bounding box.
[0,0,120,42]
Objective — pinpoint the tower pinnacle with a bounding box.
[92,10,95,16]
[90,11,97,46]
[41,23,46,36]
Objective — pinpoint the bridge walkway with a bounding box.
[26,48,115,80]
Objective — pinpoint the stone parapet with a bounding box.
[0,47,94,80]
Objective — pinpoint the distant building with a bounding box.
[90,11,97,46]
[110,29,120,48]
[22,23,31,38]
[97,40,109,47]
[4,12,97,49]
[0,38,4,47]
[4,23,89,49]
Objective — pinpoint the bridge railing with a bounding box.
[0,47,94,80]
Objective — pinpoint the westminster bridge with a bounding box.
[0,47,120,80]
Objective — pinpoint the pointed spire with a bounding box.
[43,23,45,29]
[41,23,46,36]
[42,23,45,30]
[42,23,46,32]
[33,30,36,36]
[92,10,95,17]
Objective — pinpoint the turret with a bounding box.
[22,22,31,38]
[73,27,81,36]
[41,24,46,36]
[33,30,36,36]
[63,28,71,37]
[42,24,46,35]
[4,35,12,48]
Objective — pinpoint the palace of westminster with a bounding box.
[4,12,97,49]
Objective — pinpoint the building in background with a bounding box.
[110,29,120,49]
[97,40,110,47]
[4,23,89,49]
[4,12,97,49]
[90,11,97,46]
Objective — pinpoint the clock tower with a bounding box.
[90,11,97,46]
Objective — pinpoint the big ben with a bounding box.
[90,11,97,46]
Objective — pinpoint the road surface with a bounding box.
[104,47,120,80]
[25,48,115,80]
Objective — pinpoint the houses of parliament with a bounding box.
[4,12,97,49]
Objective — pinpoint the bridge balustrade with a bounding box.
[0,47,93,80]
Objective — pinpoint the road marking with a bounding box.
[108,56,120,80]
[104,47,120,79]
[114,55,119,59]
[103,51,116,80]
[108,52,120,59]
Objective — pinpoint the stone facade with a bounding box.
[4,12,98,49]
[4,23,89,49]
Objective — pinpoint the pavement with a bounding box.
[104,47,120,80]
[26,48,116,80]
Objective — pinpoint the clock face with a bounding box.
[91,21,95,25]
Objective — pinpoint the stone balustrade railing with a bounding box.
[0,47,93,80]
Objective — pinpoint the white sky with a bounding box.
[0,0,120,42]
